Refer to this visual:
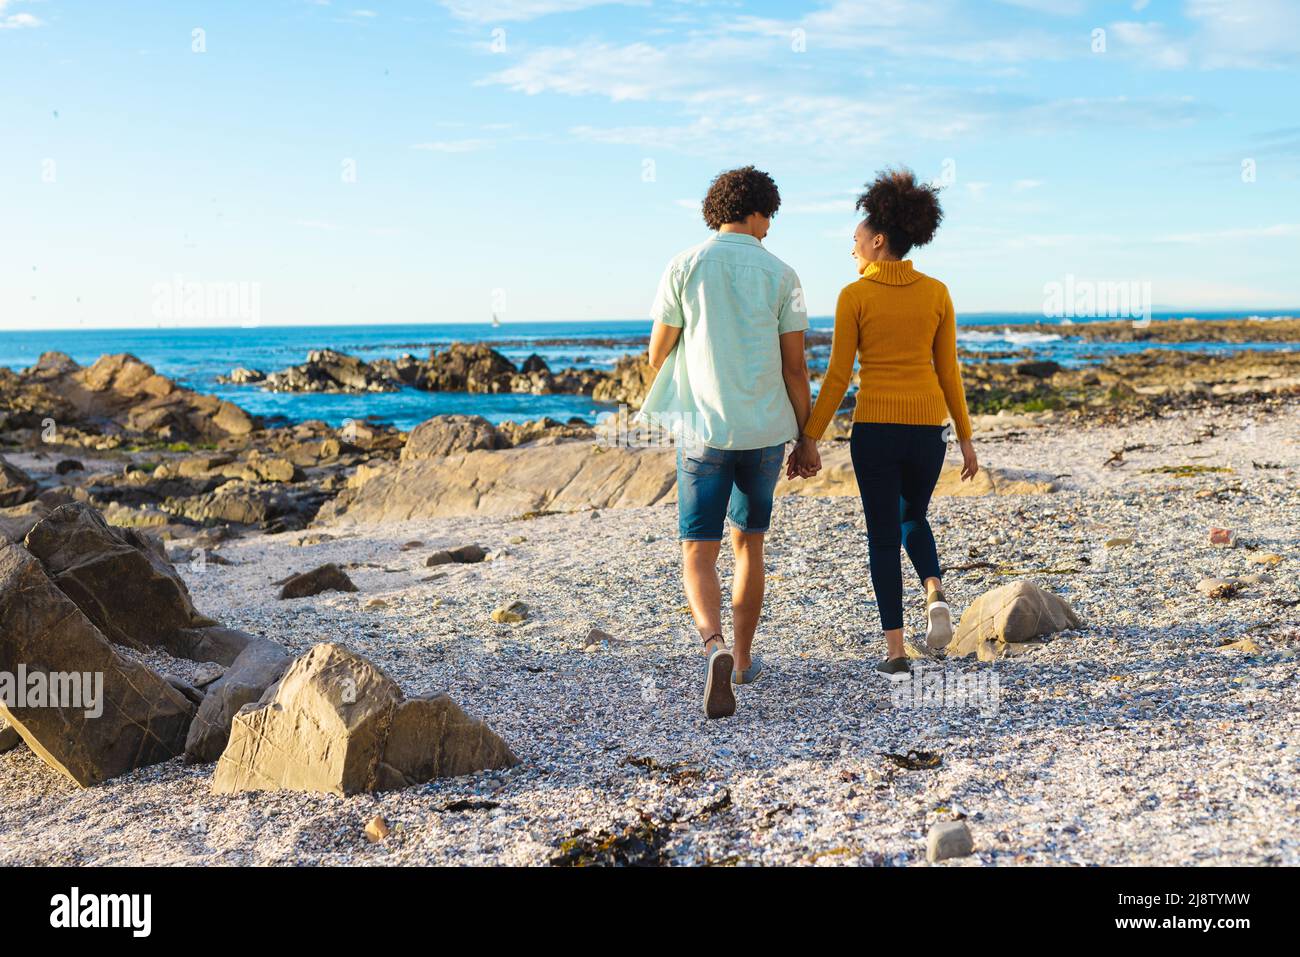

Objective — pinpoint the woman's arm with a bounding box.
[934,289,978,479]
[802,287,859,441]
[933,289,972,443]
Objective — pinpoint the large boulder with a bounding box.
[21,503,291,759]
[401,415,507,461]
[23,503,206,654]
[949,580,1082,661]
[212,643,518,795]
[0,455,36,508]
[0,542,195,786]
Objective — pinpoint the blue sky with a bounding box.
[2,0,1299,330]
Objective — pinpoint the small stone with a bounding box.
[1217,638,1260,653]
[508,536,526,545]
[399,540,424,551]
[364,814,391,843]
[585,627,616,645]
[491,600,529,624]
[1248,553,1282,566]
[1196,578,1239,599]
[1208,527,1234,546]
[926,821,974,863]
[278,563,358,600]
[365,598,390,610]
[1104,536,1133,548]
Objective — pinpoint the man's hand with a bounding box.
[786,436,822,480]
[959,438,979,481]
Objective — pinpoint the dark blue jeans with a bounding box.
[849,423,947,632]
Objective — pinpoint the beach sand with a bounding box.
[1,403,1297,866]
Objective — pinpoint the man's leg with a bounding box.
[683,540,725,654]
[730,529,765,671]
[725,444,784,673]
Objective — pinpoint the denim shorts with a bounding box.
[676,443,786,541]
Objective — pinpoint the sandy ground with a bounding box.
[1,402,1297,866]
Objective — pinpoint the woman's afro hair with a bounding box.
[855,167,943,257]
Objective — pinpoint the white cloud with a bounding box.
[1185,0,1300,68]
[0,0,42,30]
[1013,179,1044,190]
[1107,21,1190,69]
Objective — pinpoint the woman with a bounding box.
[789,168,978,680]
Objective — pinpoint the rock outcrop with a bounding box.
[401,414,508,460]
[321,443,678,523]
[212,643,518,796]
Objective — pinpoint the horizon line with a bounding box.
[3,308,1298,335]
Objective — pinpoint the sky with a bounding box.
[2,0,1299,330]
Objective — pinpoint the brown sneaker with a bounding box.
[702,647,736,719]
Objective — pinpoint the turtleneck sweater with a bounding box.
[803,259,972,442]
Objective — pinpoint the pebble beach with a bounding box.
[2,400,1296,866]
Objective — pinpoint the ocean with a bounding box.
[1,312,1294,432]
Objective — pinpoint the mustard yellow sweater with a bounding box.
[803,259,972,442]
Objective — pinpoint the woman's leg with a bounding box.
[850,425,906,659]
[898,426,947,588]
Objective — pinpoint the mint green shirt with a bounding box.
[638,232,809,450]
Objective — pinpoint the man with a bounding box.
[639,165,819,720]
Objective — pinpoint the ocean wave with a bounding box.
[959,327,1064,346]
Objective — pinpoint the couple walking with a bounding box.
[640,165,979,719]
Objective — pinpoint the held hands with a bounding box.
[959,438,979,481]
[786,436,822,480]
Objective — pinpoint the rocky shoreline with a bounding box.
[3,342,1297,546]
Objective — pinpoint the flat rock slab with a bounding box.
[318,442,1056,526]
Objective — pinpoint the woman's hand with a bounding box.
[959,438,979,481]
[787,436,822,480]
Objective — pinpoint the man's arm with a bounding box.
[648,322,682,370]
[779,330,811,433]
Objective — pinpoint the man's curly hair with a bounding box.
[856,167,943,257]
[702,166,781,230]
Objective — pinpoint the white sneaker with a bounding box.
[925,592,954,652]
